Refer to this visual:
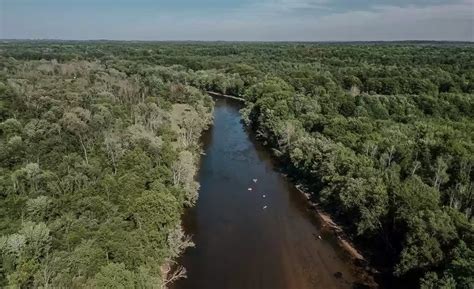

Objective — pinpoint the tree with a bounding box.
[61,107,92,164]
[446,241,474,288]
[176,107,207,149]
[171,151,198,205]
[132,190,180,231]
[11,162,42,195]
[420,272,456,289]
[433,156,450,190]
[166,225,194,259]
[338,175,388,235]
[395,210,456,275]
[92,263,136,289]
[160,262,186,289]
[26,196,51,220]
[103,131,127,175]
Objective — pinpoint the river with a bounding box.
[172,97,366,289]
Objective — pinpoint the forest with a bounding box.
[1,41,473,288]
[0,43,213,288]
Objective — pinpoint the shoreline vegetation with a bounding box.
[0,57,212,288]
[1,42,473,289]
[208,91,373,279]
[295,184,365,260]
[206,91,245,102]
[293,183,380,287]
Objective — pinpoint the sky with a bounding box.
[1,0,473,41]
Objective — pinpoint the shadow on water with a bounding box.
[172,97,375,289]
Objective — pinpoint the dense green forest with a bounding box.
[1,41,473,288]
[0,45,213,288]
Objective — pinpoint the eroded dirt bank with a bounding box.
[173,97,377,289]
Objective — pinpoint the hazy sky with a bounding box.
[1,0,473,41]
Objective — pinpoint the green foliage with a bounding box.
[0,41,472,288]
[420,272,457,289]
[0,54,212,287]
[92,263,136,289]
[151,42,474,288]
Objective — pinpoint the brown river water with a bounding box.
[172,97,370,289]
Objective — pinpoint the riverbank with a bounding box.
[206,92,378,287]
[207,91,245,102]
[274,168,379,288]
[168,101,213,288]
[173,97,368,289]
[293,184,379,287]
[295,184,366,260]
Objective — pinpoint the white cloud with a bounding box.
[301,1,474,41]
[232,0,331,17]
[1,0,472,40]
[256,0,330,10]
[183,0,474,41]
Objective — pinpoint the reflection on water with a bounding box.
[173,98,359,289]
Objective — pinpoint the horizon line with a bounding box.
[1,39,473,44]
